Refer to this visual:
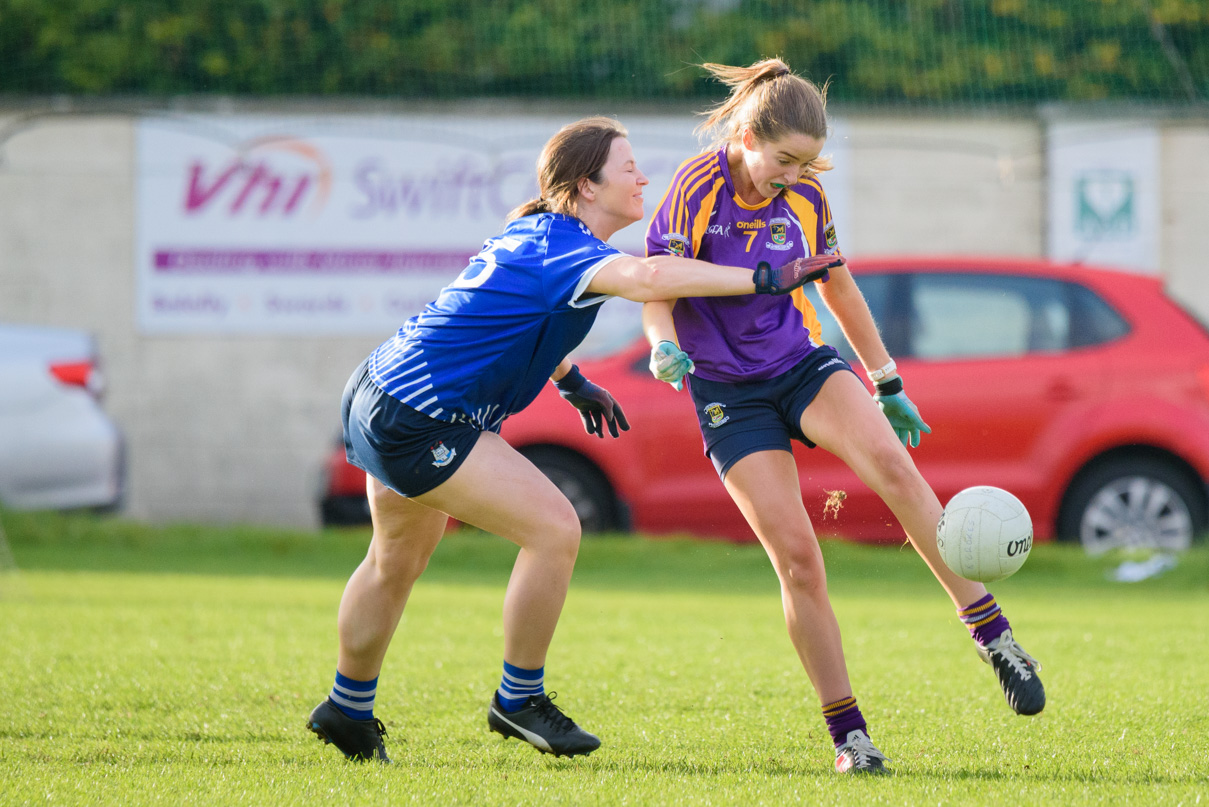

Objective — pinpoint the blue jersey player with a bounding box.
[306,116,834,763]
[644,61,1047,775]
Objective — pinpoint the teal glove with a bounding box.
[649,340,695,391]
[875,383,932,448]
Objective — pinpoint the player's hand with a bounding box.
[875,387,932,448]
[554,365,631,438]
[649,340,695,391]
[754,254,846,295]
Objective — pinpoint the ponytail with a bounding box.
[696,58,831,173]
[507,198,551,223]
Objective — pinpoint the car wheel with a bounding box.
[1059,457,1206,555]
[518,446,621,534]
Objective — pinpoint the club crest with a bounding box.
[770,219,787,245]
[824,220,838,250]
[703,402,729,429]
[430,441,457,467]
[764,218,793,250]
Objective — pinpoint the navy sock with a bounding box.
[823,696,868,748]
[329,671,377,720]
[959,593,1012,647]
[496,661,544,712]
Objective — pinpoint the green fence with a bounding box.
[1,0,1206,104]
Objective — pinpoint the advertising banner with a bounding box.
[136,113,850,334]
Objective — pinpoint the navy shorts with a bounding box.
[341,357,484,498]
[687,345,857,480]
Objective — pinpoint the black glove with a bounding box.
[554,365,631,439]
[754,254,846,295]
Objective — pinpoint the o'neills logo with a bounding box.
[185,136,332,217]
[1006,533,1033,557]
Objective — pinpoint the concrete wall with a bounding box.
[1,103,1206,528]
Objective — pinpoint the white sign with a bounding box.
[136,114,851,333]
[1046,121,1160,273]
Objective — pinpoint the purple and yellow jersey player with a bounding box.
[645,146,841,382]
[641,59,1047,777]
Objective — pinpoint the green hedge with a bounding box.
[1,0,1206,103]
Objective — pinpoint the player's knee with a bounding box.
[776,543,828,598]
[871,445,923,502]
[370,545,432,593]
[533,500,581,560]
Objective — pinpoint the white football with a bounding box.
[936,486,1033,582]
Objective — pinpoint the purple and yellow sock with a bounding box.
[959,593,1011,647]
[822,696,867,748]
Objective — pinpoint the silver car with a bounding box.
[0,323,124,510]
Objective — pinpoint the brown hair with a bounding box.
[507,116,629,222]
[697,58,832,174]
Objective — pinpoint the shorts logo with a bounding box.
[824,221,838,250]
[703,402,730,429]
[430,441,457,468]
[770,219,787,245]
[817,357,844,372]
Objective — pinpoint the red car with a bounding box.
[321,258,1209,555]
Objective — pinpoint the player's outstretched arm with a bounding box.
[587,254,839,302]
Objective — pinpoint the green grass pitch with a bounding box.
[1,510,1207,805]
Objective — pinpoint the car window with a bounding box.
[907,273,1128,361]
[911,274,1041,359]
[1068,283,1130,348]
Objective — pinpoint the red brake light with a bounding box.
[49,361,103,397]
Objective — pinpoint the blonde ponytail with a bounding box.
[696,58,831,173]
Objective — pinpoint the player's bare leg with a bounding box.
[416,431,581,669]
[337,481,450,679]
[724,450,854,702]
[723,451,888,773]
[417,431,600,756]
[801,370,986,607]
[308,479,448,762]
[803,370,1045,715]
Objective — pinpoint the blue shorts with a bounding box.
[341,357,484,498]
[687,345,857,480]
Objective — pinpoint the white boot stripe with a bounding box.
[490,706,553,752]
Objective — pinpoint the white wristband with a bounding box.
[867,359,897,383]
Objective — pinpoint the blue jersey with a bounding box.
[368,213,624,431]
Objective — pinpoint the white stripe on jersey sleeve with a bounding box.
[568,253,627,309]
[384,373,432,393]
[400,383,434,403]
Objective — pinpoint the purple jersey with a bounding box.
[645,148,841,382]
